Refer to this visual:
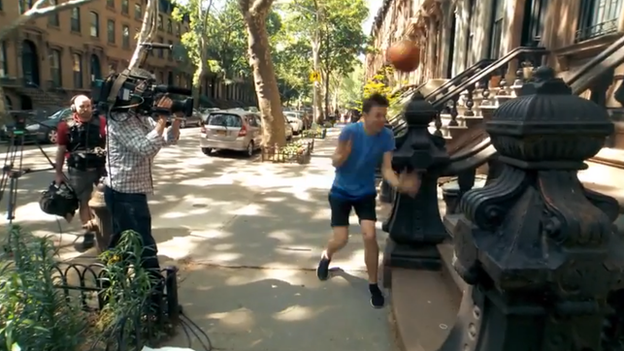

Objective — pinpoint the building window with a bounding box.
[122,25,130,49]
[134,4,141,19]
[107,20,115,43]
[90,12,99,37]
[168,40,173,60]
[73,54,83,89]
[577,0,623,41]
[157,36,164,58]
[158,15,163,30]
[121,0,129,14]
[106,0,114,8]
[176,23,181,36]
[465,0,477,67]
[167,19,173,33]
[48,0,59,26]
[50,50,62,87]
[489,0,504,59]
[0,42,6,77]
[71,8,81,32]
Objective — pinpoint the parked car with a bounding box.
[296,111,312,129]
[0,108,72,144]
[200,110,263,157]
[284,119,294,141]
[284,112,304,134]
[180,109,203,128]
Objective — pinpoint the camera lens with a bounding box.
[171,98,194,117]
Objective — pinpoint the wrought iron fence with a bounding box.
[51,262,180,351]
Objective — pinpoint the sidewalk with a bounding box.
[166,127,397,351]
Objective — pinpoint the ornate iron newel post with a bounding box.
[441,66,624,351]
[382,95,450,280]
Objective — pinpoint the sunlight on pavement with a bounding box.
[160,207,210,218]
[208,308,256,330]
[157,236,206,259]
[229,203,264,216]
[203,252,242,262]
[189,229,231,239]
[273,305,322,321]
[267,231,294,243]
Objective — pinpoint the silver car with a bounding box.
[200,110,263,157]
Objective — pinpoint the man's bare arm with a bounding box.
[332,139,352,167]
[55,145,66,175]
[381,151,400,188]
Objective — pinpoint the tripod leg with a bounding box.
[0,134,13,204]
[6,175,17,222]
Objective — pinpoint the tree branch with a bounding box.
[129,0,160,69]
[201,0,215,27]
[0,0,97,41]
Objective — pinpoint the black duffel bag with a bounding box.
[39,182,79,221]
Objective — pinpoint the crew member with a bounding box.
[103,69,181,277]
[316,93,420,308]
[55,95,106,251]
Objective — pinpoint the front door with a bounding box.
[521,0,549,46]
[21,40,40,87]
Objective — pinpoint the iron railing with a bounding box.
[576,0,623,42]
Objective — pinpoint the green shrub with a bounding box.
[0,226,87,351]
[0,226,162,351]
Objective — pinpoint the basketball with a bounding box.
[386,40,420,72]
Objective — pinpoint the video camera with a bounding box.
[90,43,194,117]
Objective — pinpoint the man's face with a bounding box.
[362,105,387,133]
[74,97,92,119]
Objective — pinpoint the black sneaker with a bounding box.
[316,256,331,281]
[369,284,385,308]
[79,232,95,251]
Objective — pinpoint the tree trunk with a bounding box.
[324,69,330,119]
[193,61,206,109]
[312,35,323,124]
[242,2,286,147]
[128,0,159,70]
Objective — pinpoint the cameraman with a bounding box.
[102,94,181,274]
[55,95,106,251]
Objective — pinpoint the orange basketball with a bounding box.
[386,40,421,72]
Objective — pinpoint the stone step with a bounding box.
[390,267,459,351]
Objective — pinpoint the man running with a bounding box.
[316,93,420,308]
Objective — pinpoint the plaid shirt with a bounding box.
[102,110,177,194]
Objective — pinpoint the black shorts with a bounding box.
[328,193,377,227]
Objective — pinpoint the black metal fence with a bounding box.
[51,262,180,351]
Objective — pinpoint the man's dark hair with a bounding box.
[362,93,389,114]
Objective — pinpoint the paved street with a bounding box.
[0,126,396,351]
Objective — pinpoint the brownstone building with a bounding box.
[367,0,624,139]
[0,0,255,110]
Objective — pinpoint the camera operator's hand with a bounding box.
[155,95,173,117]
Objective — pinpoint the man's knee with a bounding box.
[360,220,377,242]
